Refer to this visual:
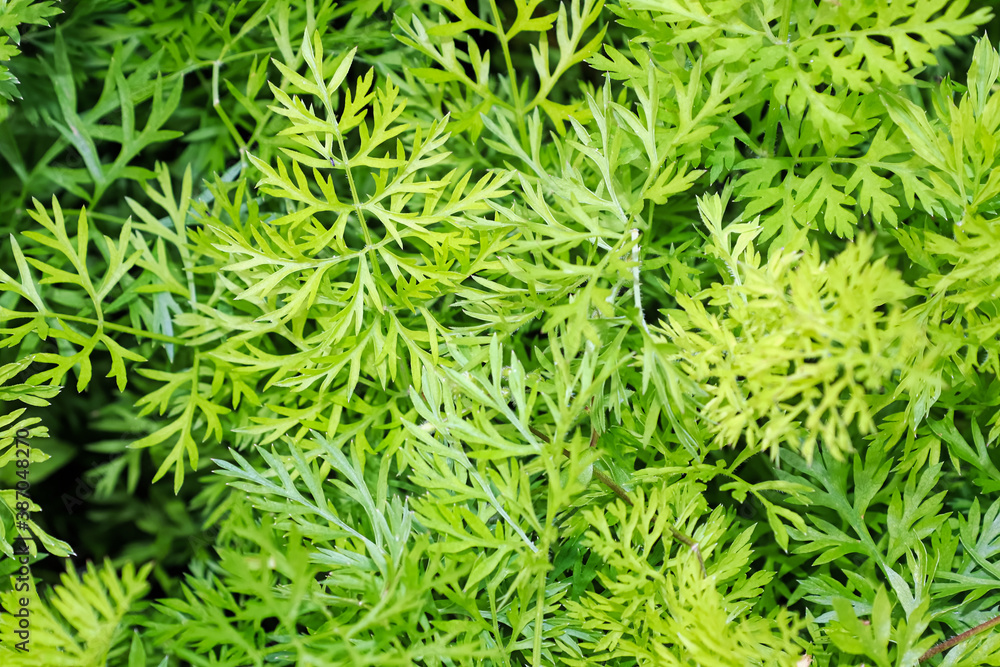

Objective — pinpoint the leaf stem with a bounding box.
[3,310,186,344]
[919,613,1000,663]
[779,0,793,43]
[487,0,528,146]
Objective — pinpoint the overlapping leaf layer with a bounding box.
[2,0,1000,665]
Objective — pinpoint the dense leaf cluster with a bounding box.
[2,0,1000,665]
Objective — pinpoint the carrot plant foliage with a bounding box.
[2,0,1000,665]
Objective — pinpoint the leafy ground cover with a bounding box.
[3,0,1000,665]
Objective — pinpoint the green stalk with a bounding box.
[487,0,528,146]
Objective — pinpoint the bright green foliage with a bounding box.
[0,355,73,560]
[565,482,805,665]
[0,559,152,666]
[1,198,146,392]
[3,0,1000,666]
[662,191,927,461]
[0,0,61,121]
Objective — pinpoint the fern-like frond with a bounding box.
[0,559,152,666]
